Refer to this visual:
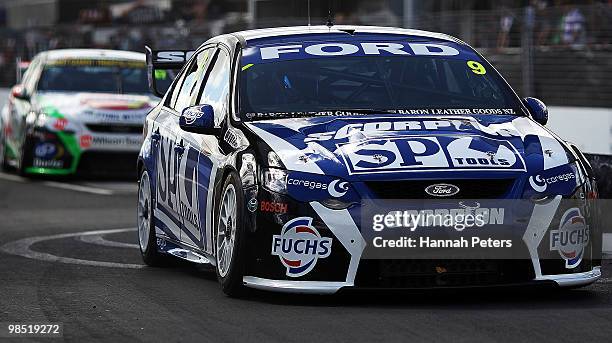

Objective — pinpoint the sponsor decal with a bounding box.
[260,201,288,214]
[328,179,349,198]
[224,129,240,149]
[82,110,148,122]
[271,217,332,277]
[183,106,205,125]
[550,208,589,269]
[33,158,64,168]
[80,135,93,148]
[34,142,59,160]
[286,176,351,199]
[304,117,519,142]
[529,171,576,193]
[255,42,462,61]
[156,137,204,241]
[82,99,150,111]
[46,59,145,68]
[247,198,258,213]
[287,178,328,190]
[338,135,524,174]
[425,183,460,197]
[53,118,68,131]
[91,136,142,147]
[154,50,195,63]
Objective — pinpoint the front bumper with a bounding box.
[24,126,142,176]
[243,184,602,293]
[242,267,602,294]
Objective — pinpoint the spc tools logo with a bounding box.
[550,208,589,269]
[272,217,332,277]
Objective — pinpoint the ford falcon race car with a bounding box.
[0,49,165,176]
[138,26,601,296]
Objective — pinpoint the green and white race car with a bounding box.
[0,49,165,177]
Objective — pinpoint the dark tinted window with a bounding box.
[38,60,149,94]
[240,56,521,119]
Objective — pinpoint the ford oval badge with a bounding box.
[425,183,460,197]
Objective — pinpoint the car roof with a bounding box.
[231,25,464,46]
[42,49,145,61]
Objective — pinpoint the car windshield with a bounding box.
[239,45,523,120]
[38,59,150,94]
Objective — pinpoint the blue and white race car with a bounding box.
[138,26,601,296]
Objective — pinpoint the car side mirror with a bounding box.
[523,97,548,125]
[11,85,30,101]
[179,104,219,135]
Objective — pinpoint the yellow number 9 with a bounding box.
[467,61,486,75]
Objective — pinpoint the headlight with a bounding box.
[35,113,48,127]
[261,168,288,194]
[267,151,283,168]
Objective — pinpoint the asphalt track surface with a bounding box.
[0,174,612,343]
[2,90,612,342]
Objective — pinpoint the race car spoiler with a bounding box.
[145,46,195,97]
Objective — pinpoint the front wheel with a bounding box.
[214,172,247,296]
[17,133,33,176]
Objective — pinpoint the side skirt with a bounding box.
[156,234,215,266]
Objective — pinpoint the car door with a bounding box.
[153,46,216,245]
[10,57,41,162]
[179,47,232,254]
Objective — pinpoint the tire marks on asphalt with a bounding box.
[0,228,144,269]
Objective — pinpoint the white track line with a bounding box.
[0,172,123,195]
[78,232,139,249]
[0,172,26,183]
[41,181,115,196]
[0,228,144,269]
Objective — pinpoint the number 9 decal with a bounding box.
[467,60,486,75]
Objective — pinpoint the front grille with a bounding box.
[365,179,514,199]
[86,123,143,134]
[77,151,138,178]
[355,259,535,288]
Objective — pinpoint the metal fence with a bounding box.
[1,2,611,107]
[410,3,612,107]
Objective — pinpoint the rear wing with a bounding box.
[145,46,195,97]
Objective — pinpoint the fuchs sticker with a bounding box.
[550,208,589,269]
[271,217,332,277]
[338,135,525,174]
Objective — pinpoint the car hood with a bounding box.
[245,114,572,181]
[34,92,157,124]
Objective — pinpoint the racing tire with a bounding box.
[214,172,247,297]
[0,129,9,171]
[17,133,33,177]
[138,169,167,267]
